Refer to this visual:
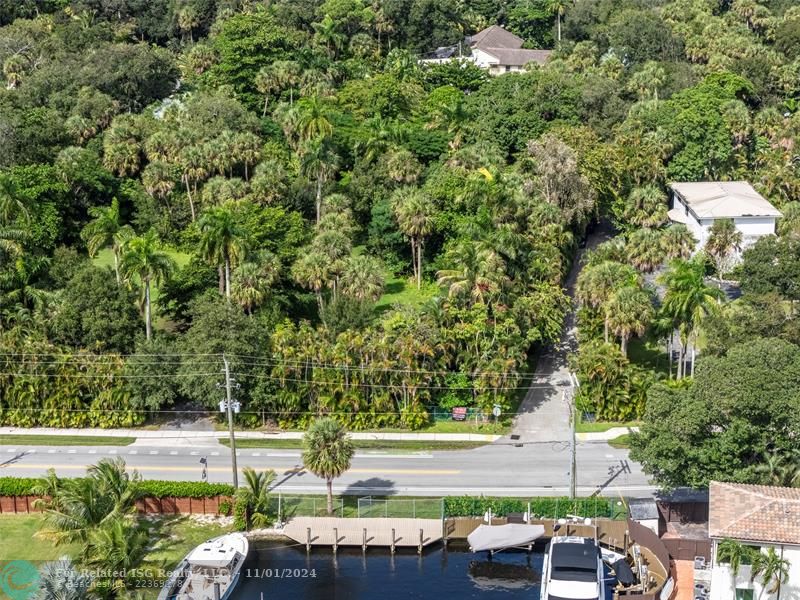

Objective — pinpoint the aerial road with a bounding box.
[0,438,653,497]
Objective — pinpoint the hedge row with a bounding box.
[0,478,234,499]
[443,496,626,519]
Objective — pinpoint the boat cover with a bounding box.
[612,558,636,586]
[468,524,546,552]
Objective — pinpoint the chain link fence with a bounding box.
[356,496,444,519]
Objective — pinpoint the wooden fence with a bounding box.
[0,495,232,515]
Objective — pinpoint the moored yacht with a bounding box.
[158,533,249,600]
[541,536,606,600]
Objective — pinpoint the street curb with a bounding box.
[576,427,639,442]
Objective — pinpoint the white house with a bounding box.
[709,481,800,600]
[668,181,781,252]
[419,25,552,75]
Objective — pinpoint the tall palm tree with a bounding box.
[302,418,354,515]
[392,188,436,290]
[292,250,331,312]
[426,94,471,151]
[576,260,640,343]
[756,450,800,487]
[198,204,248,301]
[272,60,301,106]
[751,547,790,600]
[232,131,262,181]
[659,258,725,377]
[606,285,654,356]
[81,198,134,285]
[340,255,386,302]
[628,61,667,103]
[717,539,757,578]
[120,230,176,341]
[301,139,339,224]
[546,0,569,43]
[256,65,280,117]
[705,218,743,280]
[287,95,334,146]
[312,14,346,58]
[231,251,281,316]
[235,467,277,529]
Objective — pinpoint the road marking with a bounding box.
[67,449,76,454]
[190,451,198,456]
[47,449,56,454]
[108,450,117,454]
[252,453,261,457]
[149,451,158,455]
[88,450,96,454]
[169,451,178,455]
[128,450,138,455]
[7,449,16,453]
[211,452,220,456]
[0,463,462,476]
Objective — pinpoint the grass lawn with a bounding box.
[0,515,82,561]
[375,272,440,312]
[575,420,640,433]
[607,434,631,449]
[0,435,136,446]
[220,438,487,451]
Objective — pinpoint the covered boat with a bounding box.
[468,523,546,553]
[158,533,249,600]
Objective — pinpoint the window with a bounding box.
[736,588,754,600]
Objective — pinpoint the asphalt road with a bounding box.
[0,440,653,497]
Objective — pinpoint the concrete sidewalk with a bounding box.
[0,426,501,444]
[576,427,638,442]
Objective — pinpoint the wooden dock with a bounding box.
[283,517,443,553]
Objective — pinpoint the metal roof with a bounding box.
[670,181,781,219]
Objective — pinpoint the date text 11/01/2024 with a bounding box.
[244,569,318,579]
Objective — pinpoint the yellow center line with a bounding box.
[0,463,460,476]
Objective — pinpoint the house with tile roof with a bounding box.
[668,181,781,253]
[419,25,552,75]
[708,481,800,600]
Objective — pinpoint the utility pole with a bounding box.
[566,373,579,500]
[219,354,239,488]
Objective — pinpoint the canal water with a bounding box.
[232,539,545,599]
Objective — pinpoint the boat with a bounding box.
[158,533,249,600]
[540,536,606,600]
[467,523,546,553]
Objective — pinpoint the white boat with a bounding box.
[158,533,249,600]
[540,536,606,600]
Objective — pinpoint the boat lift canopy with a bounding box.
[468,524,546,553]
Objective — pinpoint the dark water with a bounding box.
[232,540,547,600]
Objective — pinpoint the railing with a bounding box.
[357,496,444,519]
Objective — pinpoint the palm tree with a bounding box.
[340,255,386,303]
[0,174,27,224]
[301,138,339,224]
[717,539,758,578]
[302,418,354,515]
[436,240,508,306]
[576,261,640,343]
[272,60,301,106]
[622,185,668,229]
[231,251,281,315]
[659,258,725,378]
[751,547,790,600]
[80,198,134,285]
[426,94,471,151]
[626,228,667,273]
[756,450,800,487]
[546,0,569,43]
[292,250,331,312]
[255,65,280,117]
[179,145,208,220]
[287,95,334,146]
[84,518,150,596]
[33,557,93,600]
[198,203,248,301]
[392,188,436,290]
[120,230,176,341]
[232,131,261,181]
[312,15,346,58]
[661,224,697,260]
[628,61,667,103]
[235,467,277,529]
[705,218,742,280]
[606,285,654,356]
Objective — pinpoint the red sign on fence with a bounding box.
[452,407,467,421]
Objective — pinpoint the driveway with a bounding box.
[511,223,612,443]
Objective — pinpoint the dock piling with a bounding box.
[306,527,311,553]
[391,528,396,554]
[418,529,423,554]
[363,528,367,553]
[333,527,338,554]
